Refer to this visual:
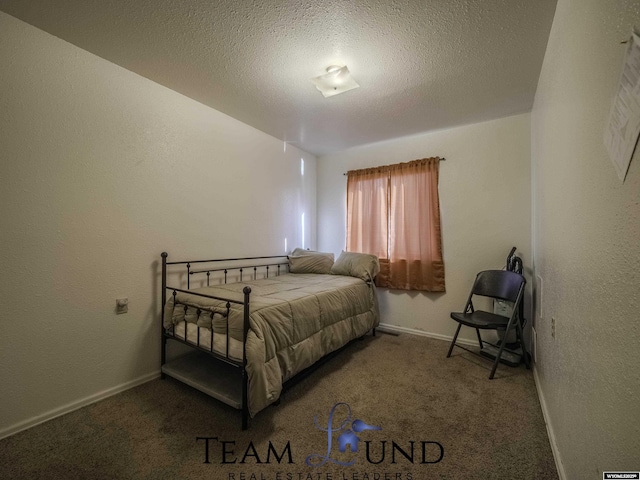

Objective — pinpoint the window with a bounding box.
[346,157,445,292]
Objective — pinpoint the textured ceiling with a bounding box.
[0,0,557,156]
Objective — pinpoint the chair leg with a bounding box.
[489,338,508,379]
[447,323,462,358]
[476,329,483,349]
[489,321,515,379]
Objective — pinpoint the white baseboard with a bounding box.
[0,370,160,440]
[377,322,477,347]
[0,325,459,440]
[380,323,564,479]
[533,366,566,480]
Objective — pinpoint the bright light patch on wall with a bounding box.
[301,213,305,249]
[301,158,305,176]
[285,237,288,254]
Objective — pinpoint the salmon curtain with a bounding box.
[346,166,388,260]
[346,158,445,292]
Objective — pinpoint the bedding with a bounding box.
[163,272,379,416]
[331,250,381,282]
[288,253,334,274]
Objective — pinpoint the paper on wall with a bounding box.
[604,31,640,182]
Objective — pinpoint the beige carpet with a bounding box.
[0,333,558,480]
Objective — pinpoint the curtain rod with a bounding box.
[342,157,446,175]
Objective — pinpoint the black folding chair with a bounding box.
[446,270,530,379]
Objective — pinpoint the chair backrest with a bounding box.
[472,270,525,303]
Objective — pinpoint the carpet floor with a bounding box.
[0,333,558,480]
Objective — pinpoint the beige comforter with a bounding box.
[163,273,379,416]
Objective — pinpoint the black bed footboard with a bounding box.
[160,252,288,430]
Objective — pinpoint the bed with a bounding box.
[160,249,380,429]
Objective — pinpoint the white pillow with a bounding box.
[330,251,380,281]
[288,249,335,274]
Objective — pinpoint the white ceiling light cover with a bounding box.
[311,65,360,98]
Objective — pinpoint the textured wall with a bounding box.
[531,0,640,477]
[317,114,532,343]
[0,12,316,437]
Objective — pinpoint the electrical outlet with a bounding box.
[116,298,128,314]
[551,317,556,338]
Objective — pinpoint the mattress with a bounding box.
[163,272,379,416]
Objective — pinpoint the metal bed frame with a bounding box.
[160,252,290,430]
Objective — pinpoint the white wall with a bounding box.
[531,0,640,478]
[317,114,532,343]
[0,12,316,438]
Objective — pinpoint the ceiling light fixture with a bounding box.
[311,65,360,98]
